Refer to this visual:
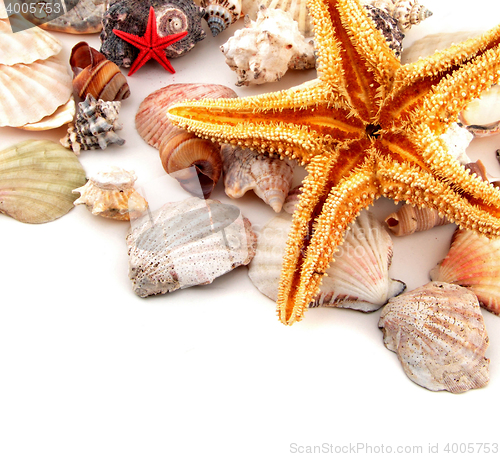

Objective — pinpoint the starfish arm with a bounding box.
[376,157,500,237]
[113,29,148,48]
[384,24,500,127]
[152,49,175,73]
[168,81,365,164]
[278,153,380,324]
[127,49,152,76]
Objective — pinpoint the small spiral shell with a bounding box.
[201,0,242,36]
[385,204,449,236]
[70,41,130,102]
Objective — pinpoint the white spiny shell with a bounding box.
[126,197,257,297]
[20,96,76,131]
[221,6,315,86]
[222,145,294,212]
[430,229,500,315]
[0,54,73,127]
[248,211,405,311]
[0,17,62,65]
[201,0,242,36]
[0,140,86,224]
[379,282,490,393]
[73,167,148,221]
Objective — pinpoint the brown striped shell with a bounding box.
[70,42,130,102]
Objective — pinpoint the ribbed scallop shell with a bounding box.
[201,0,242,36]
[20,97,76,131]
[126,197,257,297]
[0,140,87,224]
[0,54,73,127]
[379,281,490,393]
[73,167,148,221]
[136,83,237,198]
[0,17,62,65]
[430,229,500,315]
[222,145,294,212]
[248,211,405,311]
[21,0,106,34]
[71,42,131,102]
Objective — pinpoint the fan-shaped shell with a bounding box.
[248,211,405,311]
[0,54,73,127]
[73,167,148,221]
[0,17,62,65]
[222,145,295,212]
[430,229,500,315]
[20,97,76,131]
[126,197,257,297]
[201,0,242,36]
[0,140,87,224]
[379,281,490,393]
[70,42,131,102]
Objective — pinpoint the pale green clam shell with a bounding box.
[0,139,87,223]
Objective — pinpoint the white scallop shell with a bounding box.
[0,17,62,65]
[0,54,73,127]
[248,210,405,311]
[0,0,7,18]
[126,197,257,297]
[19,96,76,131]
[430,229,500,316]
[379,281,490,393]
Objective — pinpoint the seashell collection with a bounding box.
[2,0,500,397]
[379,282,490,393]
[73,167,148,221]
[61,94,125,155]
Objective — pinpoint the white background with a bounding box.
[2,1,500,456]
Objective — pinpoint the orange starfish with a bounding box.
[168,0,500,325]
[113,6,187,76]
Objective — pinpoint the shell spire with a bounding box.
[201,0,242,36]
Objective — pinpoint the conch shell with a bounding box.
[136,83,237,198]
[221,145,295,213]
[70,41,131,102]
[73,167,148,221]
[385,204,449,236]
[201,0,242,36]
[379,281,490,393]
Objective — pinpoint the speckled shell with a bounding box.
[73,167,148,221]
[100,0,206,68]
[365,5,404,59]
[201,0,242,36]
[0,54,73,128]
[221,144,295,212]
[71,42,131,102]
[392,0,433,31]
[136,83,237,198]
[0,140,87,224]
[126,197,257,297]
[61,94,125,155]
[379,281,490,393]
[20,0,105,34]
[248,211,405,311]
[0,17,62,65]
[430,229,500,315]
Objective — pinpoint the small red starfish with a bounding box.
[113,6,188,76]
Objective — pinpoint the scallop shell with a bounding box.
[70,42,131,102]
[100,0,206,68]
[201,0,242,36]
[21,0,106,34]
[379,281,490,393]
[430,229,500,315]
[0,17,62,65]
[61,94,125,155]
[0,140,87,224]
[73,167,148,221]
[222,144,295,212]
[385,204,449,236]
[126,197,257,297]
[0,54,73,128]
[136,83,237,198]
[248,211,405,311]
[20,96,76,131]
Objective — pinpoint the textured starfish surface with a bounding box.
[168,0,500,325]
[113,6,187,76]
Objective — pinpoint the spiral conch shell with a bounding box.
[248,211,405,311]
[136,83,237,198]
[201,0,242,36]
[430,229,500,316]
[73,167,148,221]
[385,204,449,236]
[126,197,256,297]
[379,282,490,393]
[222,145,295,212]
[70,42,131,102]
